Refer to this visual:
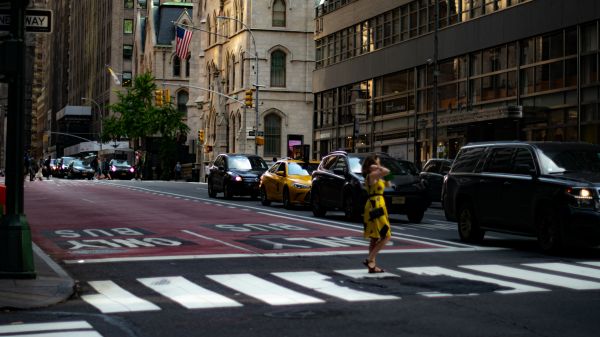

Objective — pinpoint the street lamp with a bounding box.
[216,15,260,155]
[432,0,439,159]
[81,97,102,151]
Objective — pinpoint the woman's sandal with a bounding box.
[367,261,385,274]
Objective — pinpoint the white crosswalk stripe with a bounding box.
[273,271,399,301]
[80,261,600,313]
[0,321,102,337]
[138,276,242,309]
[399,266,548,294]
[207,273,324,305]
[461,264,600,290]
[82,280,161,313]
[524,262,600,280]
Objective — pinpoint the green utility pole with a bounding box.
[0,0,35,279]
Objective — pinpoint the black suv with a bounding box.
[442,141,600,252]
[310,151,430,223]
[207,154,269,199]
[420,158,453,201]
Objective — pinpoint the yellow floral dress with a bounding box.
[363,177,391,239]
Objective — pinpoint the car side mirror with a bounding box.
[276,170,285,177]
[333,168,345,176]
[514,164,535,175]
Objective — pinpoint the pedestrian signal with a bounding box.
[198,129,205,143]
[164,89,171,104]
[155,90,163,106]
[244,89,253,107]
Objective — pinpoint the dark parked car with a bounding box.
[57,157,76,178]
[310,151,431,223]
[420,158,453,201]
[207,154,269,199]
[109,159,135,180]
[67,159,95,179]
[442,141,600,252]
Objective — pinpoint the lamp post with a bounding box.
[81,97,103,151]
[217,15,260,155]
[432,0,439,159]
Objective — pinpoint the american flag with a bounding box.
[176,26,192,60]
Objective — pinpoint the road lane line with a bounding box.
[181,230,256,253]
[273,271,399,301]
[82,280,161,313]
[0,321,93,334]
[206,273,324,305]
[524,263,600,280]
[461,265,600,290]
[138,276,242,309]
[103,183,481,249]
[2,332,103,337]
[399,266,548,294]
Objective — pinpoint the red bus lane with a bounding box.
[24,181,446,264]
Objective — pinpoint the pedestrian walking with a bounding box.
[174,161,182,180]
[90,156,100,179]
[103,158,112,180]
[43,155,51,179]
[361,154,391,273]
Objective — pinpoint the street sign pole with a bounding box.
[0,0,36,279]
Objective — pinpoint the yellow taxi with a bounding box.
[259,159,314,209]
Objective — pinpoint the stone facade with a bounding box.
[197,0,315,162]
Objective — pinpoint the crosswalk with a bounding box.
[0,321,102,337]
[79,261,600,314]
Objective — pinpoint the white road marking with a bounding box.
[0,321,93,334]
[138,276,242,309]
[462,264,600,290]
[181,230,256,253]
[524,263,600,280]
[334,269,400,279]
[1,332,103,337]
[82,280,161,313]
[580,261,600,268]
[273,271,399,301]
[399,266,548,294]
[207,273,324,305]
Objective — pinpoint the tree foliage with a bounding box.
[105,72,189,179]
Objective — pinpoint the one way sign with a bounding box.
[0,9,53,33]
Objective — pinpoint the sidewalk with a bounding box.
[0,243,75,310]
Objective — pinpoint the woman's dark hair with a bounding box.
[362,155,379,178]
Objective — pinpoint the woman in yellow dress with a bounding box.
[361,155,391,273]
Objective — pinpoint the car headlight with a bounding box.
[129,167,135,173]
[111,166,116,172]
[233,176,243,182]
[566,187,598,210]
[293,183,310,189]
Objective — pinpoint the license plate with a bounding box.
[392,196,405,204]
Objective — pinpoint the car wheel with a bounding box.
[207,180,216,198]
[343,193,360,222]
[536,206,564,253]
[282,188,293,210]
[223,183,233,199]
[311,188,327,217]
[457,201,484,243]
[260,187,271,206]
[407,210,424,223]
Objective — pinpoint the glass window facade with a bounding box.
[316,0,531,69]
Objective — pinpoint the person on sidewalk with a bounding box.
[43,155,51,180]
[174,161,182,181]
[90,156,100,180]
[361,154,391,274]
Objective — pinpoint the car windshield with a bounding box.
[228,156,268,170]
[538,146,600,174]
[397,161,419,175]
[72,160,85,167]
[111,160,130,166]
[287,163,309,176]
[348,156,410,175]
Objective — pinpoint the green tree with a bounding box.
[105,72,189,179]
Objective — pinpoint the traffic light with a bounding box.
[244,89,253,107]
[155,90,163,107]
[255,136,265,146]
[198,129,205,143]
[164,89,171,104]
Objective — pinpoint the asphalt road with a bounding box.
[1,178,599,337]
